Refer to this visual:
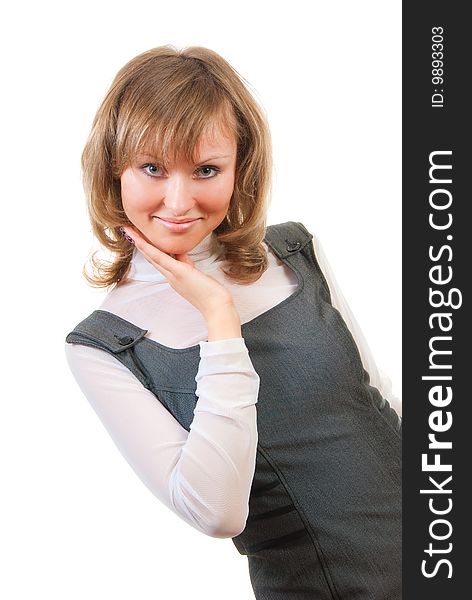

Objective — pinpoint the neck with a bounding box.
[129,232,219,282]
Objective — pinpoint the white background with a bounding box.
[1,1,401,598]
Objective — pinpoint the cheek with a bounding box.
[121,174,154,214]
[205,177,235,212]
[120,172,134,209]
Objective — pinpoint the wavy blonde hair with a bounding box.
[82,45,272,287]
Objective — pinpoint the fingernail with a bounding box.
[119,226,135,245]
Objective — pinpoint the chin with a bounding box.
[147,233,204,255]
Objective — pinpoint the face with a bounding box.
[120,124,237,255]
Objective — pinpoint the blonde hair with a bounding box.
[82,45,272,287]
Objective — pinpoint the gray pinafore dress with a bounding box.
[67,221,402,600]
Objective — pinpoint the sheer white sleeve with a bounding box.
[65,338,259,538]
[311,235,402,416]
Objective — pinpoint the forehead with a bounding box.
[193,126,237,155]
[140,118,237,162]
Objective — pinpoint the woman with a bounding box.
[66,46,401,599]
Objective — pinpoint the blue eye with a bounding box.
[197,166,219,178]
[142,164,162,177]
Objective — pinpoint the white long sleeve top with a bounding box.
[65,230,401,538]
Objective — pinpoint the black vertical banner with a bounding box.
[403,2,469,598]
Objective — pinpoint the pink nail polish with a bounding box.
[119,227,135,245]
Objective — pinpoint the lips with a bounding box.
[155,217,201,232]
[157,217,200,223]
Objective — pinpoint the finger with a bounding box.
[121,226,190,277]
[121,226,167,263]
[174,253,195,268]
[120,226,171,275]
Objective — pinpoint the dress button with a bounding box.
[286,240,301,252]
[118,335,134,346]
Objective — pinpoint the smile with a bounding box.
[155,217,201,232]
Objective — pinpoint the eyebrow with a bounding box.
[137,153,232,164]
[195,155,232,164]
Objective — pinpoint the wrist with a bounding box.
[206,303,242,342]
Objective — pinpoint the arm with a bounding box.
[65,337,259,538]
[312,234,402,416]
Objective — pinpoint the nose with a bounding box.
[163,174,196,216]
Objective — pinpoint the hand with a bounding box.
[121,226,238,324]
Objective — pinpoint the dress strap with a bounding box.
[66,309,147,353]
[264,221,313,260]
[66,310,154,391]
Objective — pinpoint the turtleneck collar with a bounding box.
[128,232,220,282]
